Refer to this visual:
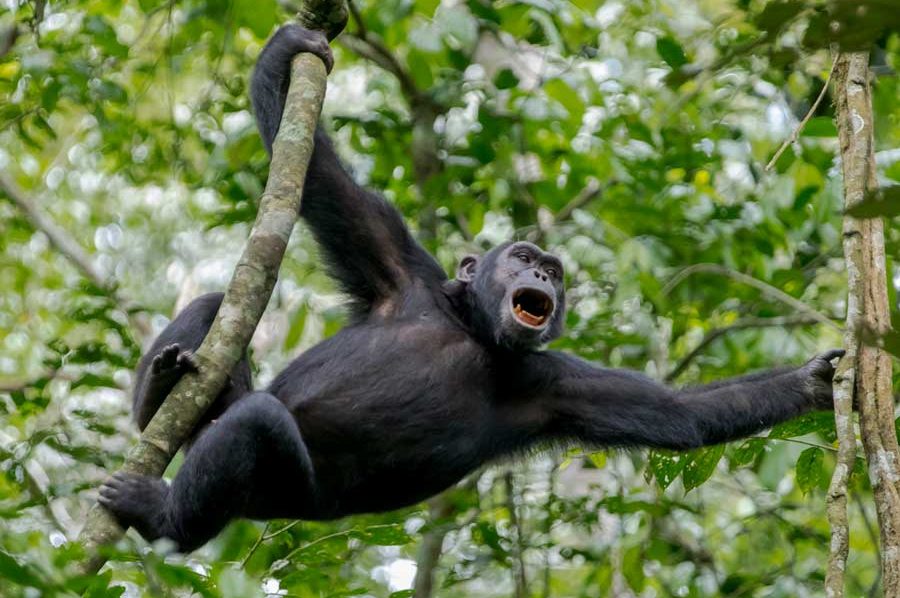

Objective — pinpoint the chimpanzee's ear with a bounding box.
[456,255,479,282]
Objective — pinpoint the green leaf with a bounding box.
[407,49,434,89]
[795,447,825,494]
[544,78,584,120]
[283,304,308,351]
[353,523,410,545]
[731,439,765,468]
[494,68,519,90]
[0,550,46,589]
[802,116,837,138]
[234,0,277,37]
[647,450,686,490]
[656,36,687,69]
[622,545,645,591]
[769,411,836,440]
[755,0,805,34]
[682,445,724,491]
[846,186,900,218]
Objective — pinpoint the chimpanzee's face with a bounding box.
[457,242,566,350]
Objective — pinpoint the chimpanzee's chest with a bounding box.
[266,316,503,514]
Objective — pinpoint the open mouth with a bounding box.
[511,288,553,328]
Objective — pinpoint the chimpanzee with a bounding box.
[99,24,843,551]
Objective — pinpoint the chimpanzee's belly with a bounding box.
[265,319,495,516]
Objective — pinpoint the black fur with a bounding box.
[99,25,843,551]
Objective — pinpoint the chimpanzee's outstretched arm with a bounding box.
[251,25,445,314]
[515,350,842,450]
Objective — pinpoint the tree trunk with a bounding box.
[76,1,347,573]
[831,50,900,596]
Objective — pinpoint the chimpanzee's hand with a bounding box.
[798,349,845,409]
[273,23,334,73]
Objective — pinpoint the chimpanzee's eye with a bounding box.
[516,253,530,263]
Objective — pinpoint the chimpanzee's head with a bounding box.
[456,241,566,350]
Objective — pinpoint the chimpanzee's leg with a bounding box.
[100,392,315,551]
[132,292,252,441]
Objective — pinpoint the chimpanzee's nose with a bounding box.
[533,270,547,282]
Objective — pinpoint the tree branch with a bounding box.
[413,495,454,598]
[0,173,109,291]
[0,25,18,58]
[665,314,820,382]
[827,50,900,596]
[663,263,841,332]
[765,59,836,171]
[340,33,422,107]
[339,2,443,242]
[76,1,345,573]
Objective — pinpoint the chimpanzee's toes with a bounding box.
[151,344,198,378]
[152,343,181,373]
[99,472,171,542]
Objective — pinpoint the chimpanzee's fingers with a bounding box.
[819,349,846,363]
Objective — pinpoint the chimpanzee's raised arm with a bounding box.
[251,25,446,315]
[508,350,842,451]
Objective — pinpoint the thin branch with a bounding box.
[346,0,367,38]
[76,2,342,572]
[504,471,528,598]
[665,315,820,382]
[756,436,843,455]
[413,495,454,598]
[555,178,603,222]
[0,25,18,58]
[239,520,301,568]
[0,174,151,338]
[340,33,422,107]
[663,263,841,332]
[0,173,109,291]
[765,59,836,171]
[527,179,607,246]
[279,523,397,563]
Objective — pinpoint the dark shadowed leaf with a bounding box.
[845,186,900,218]
[682,445,724,491]
[795,447,825,493]
[647,450,686,490]
[656,36,687,69]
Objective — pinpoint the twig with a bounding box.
[663,263,841,332]
[765,59,836,171]
[0,173,109,291]
[240,520,302,567]
[665,315,820,382]
[340,34,422,107]
[504,471,528,598]
[0,25,18,58]
[755,436,842,454]
[528,179,607,246]
[279,523,397,563]
[0,442,75,537]
[413,495,454,598]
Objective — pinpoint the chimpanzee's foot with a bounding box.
[151,343,198,382]
[99,472,172,544]
[273,23,334,73]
